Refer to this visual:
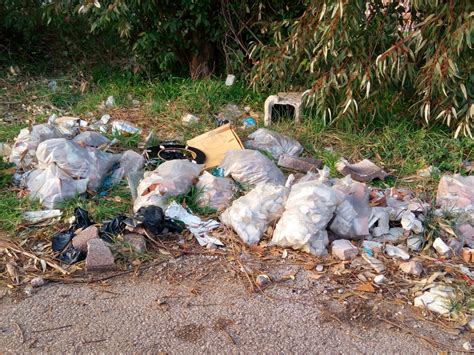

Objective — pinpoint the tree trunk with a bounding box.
[189,30,215,80]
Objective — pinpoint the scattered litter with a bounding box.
[436,174,474,213]
[165,202,222,248]
[72,131,110,147]
[330,176,371,239]
[368,207,390,237]
[182,113,200,125]
[112,121,141,135]
[100,114,111,124]
[225,74,236,86]
[217,103,243,122]
[331,239,358,260]
[134,160,203,212]
[433,237,451,257]
[196,171,234,211]
[23,210,62,224]
[220,149,285,186]
[255,274,271,287]
[315,265,324,272]
[414,285,456,316]
[400,211,424,234]
[336,158,388,182]
[105,95,115,108]
[362,253,385,273]
[374,275,386,284]
[245,128,303,159]
[242,117,256,129]
[417,166,440,178]
[399,260,423,276]
[187,124,243,168]
[384,244,410,260]
[221,184,287,245]
[362,240,383,253]
[277,154,322,173]
[271,180,337,255]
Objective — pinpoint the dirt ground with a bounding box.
[1,254,470,354]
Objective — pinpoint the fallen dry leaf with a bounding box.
[356,282,376,293]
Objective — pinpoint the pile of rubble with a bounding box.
[2,106,473,321]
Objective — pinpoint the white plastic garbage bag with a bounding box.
[110,150,145,184]
[219,149,285,186]
[220,184,288,245]
[27,164,88,208]
[244,128,303,159]
[271,180,337,256]
[36,138,121,191]
[134,160,203,212]
[196,172,234,211]
[9,124,66,169]
[72,131,111,147]
[329,176,371,239]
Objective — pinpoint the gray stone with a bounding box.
[331,239,358,261]
[72,226,99,252]
[124,233,147,253]
[86,239,115,271]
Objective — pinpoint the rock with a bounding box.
[362,240,383,253]
[225,74,236,86]
[315,265,324,272]
[105,96,115,108]
[399,260,423,276]
[331,239,358,260]
[447,238,463,255]
[362,254,385,273]
[433,237,451,257]
[31,277,46,288]
[255,274,271,287]
[124,233,147,253]
[385,244,410,260]
[72,226,99,252]
[462,248,473,263]
[86,239,115,271]
[463,342,472,351]
[182,113,200,125]
[374,275,386,284]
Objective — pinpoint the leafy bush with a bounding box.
[250,0,473,137]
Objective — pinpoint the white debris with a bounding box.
[385,244,410,260]
[399,260,423,276]
[362,253,385,273]
[331,239,358,260]
[401,211,424,234]
[414,285,455,316]
[182,113,200,125]
[433,237,451,257]
[105,96,115,108]
[23,210,62,224]
[225,74,236,86]
[165,202,222,248]
[374,275,386,284]
[368,207,390,237]
[112,121,141,135]
[220,184,288,245]
[271,180,337,256]
[100,114,111,124]
[244,128,304,159]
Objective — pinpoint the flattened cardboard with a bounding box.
[187,124,243,168]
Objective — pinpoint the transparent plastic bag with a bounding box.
[271,180,337,255]
[220,184,288,245]
[134,160,203,212]
[36,138,121,191]
[244,128,303,159]
[329,176,371,239]
[9,124,65,169]
[196,171,234,211]
[110,150,145,184]
[219,149,285,186]
[27,164,88,208]
[72,131,111,147]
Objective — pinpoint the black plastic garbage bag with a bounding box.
[52,230,74,252]
[100,215,126,242]
[134,206,184,236]
[72,207,94,229]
